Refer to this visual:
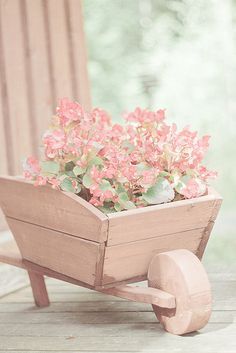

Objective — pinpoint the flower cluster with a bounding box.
[23,98,217,213]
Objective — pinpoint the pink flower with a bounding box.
[110,124,124,141]
[181,179,206,198]
[43,129,66,150]
[90,166,102,182]
[56,98,83,126]
[34,175,47,186]
[125,107,166,124]
[89,197,103,207]
[43,129,66,158]
[92,108,111,127]
[23,157,41,179]
[48,177,60,189]
[156,109,165,122]
[23,98,217,211]
[198,166,217,180]
[23,171,32,179]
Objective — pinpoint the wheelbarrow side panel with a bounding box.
[0,176,108,243]
[5,217,105,286]
[0,176,108,287]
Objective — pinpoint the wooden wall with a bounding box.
[0,0,91,229]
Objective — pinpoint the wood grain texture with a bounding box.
[28,270,50,307]
[196,196,223,259]
[107,188,221,246]
[0,176,108,243]
[0,0,91,176]
[0,0,91,230]
[101,285,175,308]
[0,0,32,172]
[47,0,73,100]
[6,218,104,286]
[24,0,53,145]
[102,228,205,285]
[0,0,91,229]
[148,249,212,335]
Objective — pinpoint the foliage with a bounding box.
[23,98,216,213]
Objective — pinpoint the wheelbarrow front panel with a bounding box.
[102,190,221,285]
[102,228,210,285]
[106,190,221,246]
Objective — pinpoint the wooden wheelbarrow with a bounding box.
[0,176,222,335]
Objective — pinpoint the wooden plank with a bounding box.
[27,270,50,307]
[0,62,8,174]
[0,0,33,172]
[22,259,94,290]
[196,197,222,259]
[1,278,236,310]
[24,0,53,145]
[107,189,221,246]
[0,301,153,313]
[0,176,108,243]
[102,228,204,285]
[0,312,235,336]
[0,328,235,351]
[101,285,175,308]
[0,310,235,325]
[6,218,103,286]
[0,301,235,318]
[47,0,73,100]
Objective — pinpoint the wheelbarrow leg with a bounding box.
[27,270,50,307]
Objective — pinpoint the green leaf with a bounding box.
[41,161,60,175]
[114,202,122,212]
[82,173,93,188]
[98,205,116,214]
[159,171,170,177]
[99,180,112,192]
[76,184,82,194]
[117,192,136,210]
[65,161,75,172]
[175,175,191,193]
[65,171,76,177]
[136,162,151,172]
[118,192,129,203]
[116,183,126,194]
[60,178,76,193]
[124,201,136,210]
[88,156,104,167]
[73,165,86,176]
[121,140,135,152]
[142,177,175,205]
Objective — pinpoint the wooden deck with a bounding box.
[0,271,235,352]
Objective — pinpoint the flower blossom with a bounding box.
[23,99,217,213]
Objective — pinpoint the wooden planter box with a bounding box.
[0,176,222,289]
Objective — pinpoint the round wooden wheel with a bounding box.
[148,249,212,335]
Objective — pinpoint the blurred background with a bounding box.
[0,0,235,271]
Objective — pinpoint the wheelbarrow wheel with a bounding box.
[148,249,212,335]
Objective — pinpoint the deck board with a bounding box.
[0,273,235,352]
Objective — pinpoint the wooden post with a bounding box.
[27,270,50,307]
